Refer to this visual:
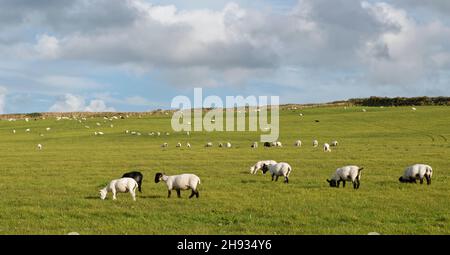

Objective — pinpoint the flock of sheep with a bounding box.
[99,138,434,201]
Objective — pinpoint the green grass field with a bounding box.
[0,106,449,235]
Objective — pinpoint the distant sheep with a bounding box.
[155,173,201,198]
[99,177,138,201]
[176,142,182,147]
[25,129,31,132]
[250,160,277,174]
[264,142,272,147]
[261,162,292,183]
[161,143,168,148]
[225,142,232,148]
[122,171,144,193]
[331,140,338,147]
[399,164,433,185]
[294,140,302,147]
[186,142,191,148]
[251,142,258,148]
[37,144,42,150]
[218,143,223,148]
[313,140,318,147]
[205,142,213,147]
[327,165,363,189]
[323,143,331,152]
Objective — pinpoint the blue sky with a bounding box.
[0,0,449,113]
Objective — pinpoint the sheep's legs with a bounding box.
[168,190,171,198]
[176,190,181,198]
[426,175,431,185]
[342,181,346,188]
[130,191,136,201]
[284,176,289,184]
[138,181,142,193]
[112,189,117,200]
[275,176,279,182]
[189,190,199,199]
[419,177,424,184]
[271,174,275,181]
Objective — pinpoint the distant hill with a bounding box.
[0,96,448,119]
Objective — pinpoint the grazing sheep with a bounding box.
[226,142,232,148]
[186,142,191,148]
[323,143,331,152]
[294,140,302,147]
[154,173,201,198]
[96,122,101,126]
[327,165,363,189]
[271,141,282,147]
[264,142,272,147]
[218,143,223,148]
[362,109,367,112]
[399,164,433,185]
[46,127,51,131]
[161,143,168,148]
[99,177,138,201]
[251,142,258,148]
[122,171,144,193]
[412,107,417,111]
[176,142,182,147]
[25,118,29,122]
[250,160,277,174]
[25,129,31,132]
[126,130,129,134]
[12,129,16,134]
[37,144,42,150]
[205,142,213,147]
[261,162,292,183]
[313,140,318,147]
[331,140,338,147]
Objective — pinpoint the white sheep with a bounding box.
[205,142,213,147]
[313,140,318,147]
[12,129,16,134]
[176,142,182,147]
[37,144,43,150]
[331,140,338,147]
[294,140,302,147]
[323,143,331,152]
[251,142,258,148]
[99,177,138,201]
[250,160,277,174]
[186,142,191,148]
[25,128,31,132]
[154,173,201,198]
[161,143,168,148]
[126,130,130,134]
[46,127,51,131]
[399,164,433,185]
[261,162,292,183]
[226,142,232,148]
[327,166,363,189]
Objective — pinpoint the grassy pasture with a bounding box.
[0,106,449,234]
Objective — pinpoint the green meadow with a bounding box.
[0,106,449,234]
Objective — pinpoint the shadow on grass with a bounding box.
[140,195,164,199]
[85,196,99,200]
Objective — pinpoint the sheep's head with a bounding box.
[99,189,107,200]
[399,176,414,183]
[155,172,164,183]
[261,164,269,174]
[326,179,338,187]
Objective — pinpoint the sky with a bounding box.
[0,0,449,113]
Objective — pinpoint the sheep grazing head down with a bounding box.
[326,179,338,187]
[155,172,164,183]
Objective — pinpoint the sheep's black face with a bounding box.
[155,173,163,183]
[327,179,337,187]
[261,164,269,174]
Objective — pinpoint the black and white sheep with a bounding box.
[294,140,302,147]
[261,162,292,183]
[122,171,144,193]
[327,165,363,189]
[251,142,258,148]
[155,173,201,198]
[399,164,433,185]
[250,160,277,174]
[99,177,138,201]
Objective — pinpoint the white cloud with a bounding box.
[34,34,60,59]
[49,93,115,112]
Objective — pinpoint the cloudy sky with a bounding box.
[0,0,449,113]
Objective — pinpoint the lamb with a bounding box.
[122,171,144,193]
[251,142,258,148]
[294,140,302,147]
[99,177,138,201]
[323,143,331,152]
[261,162,292,183]
[327,165,363,189]
[154,173,201,198]
[250,160,277,174]
[331,140,338,147]
[399,164,433,185]
[313,140,318,147]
